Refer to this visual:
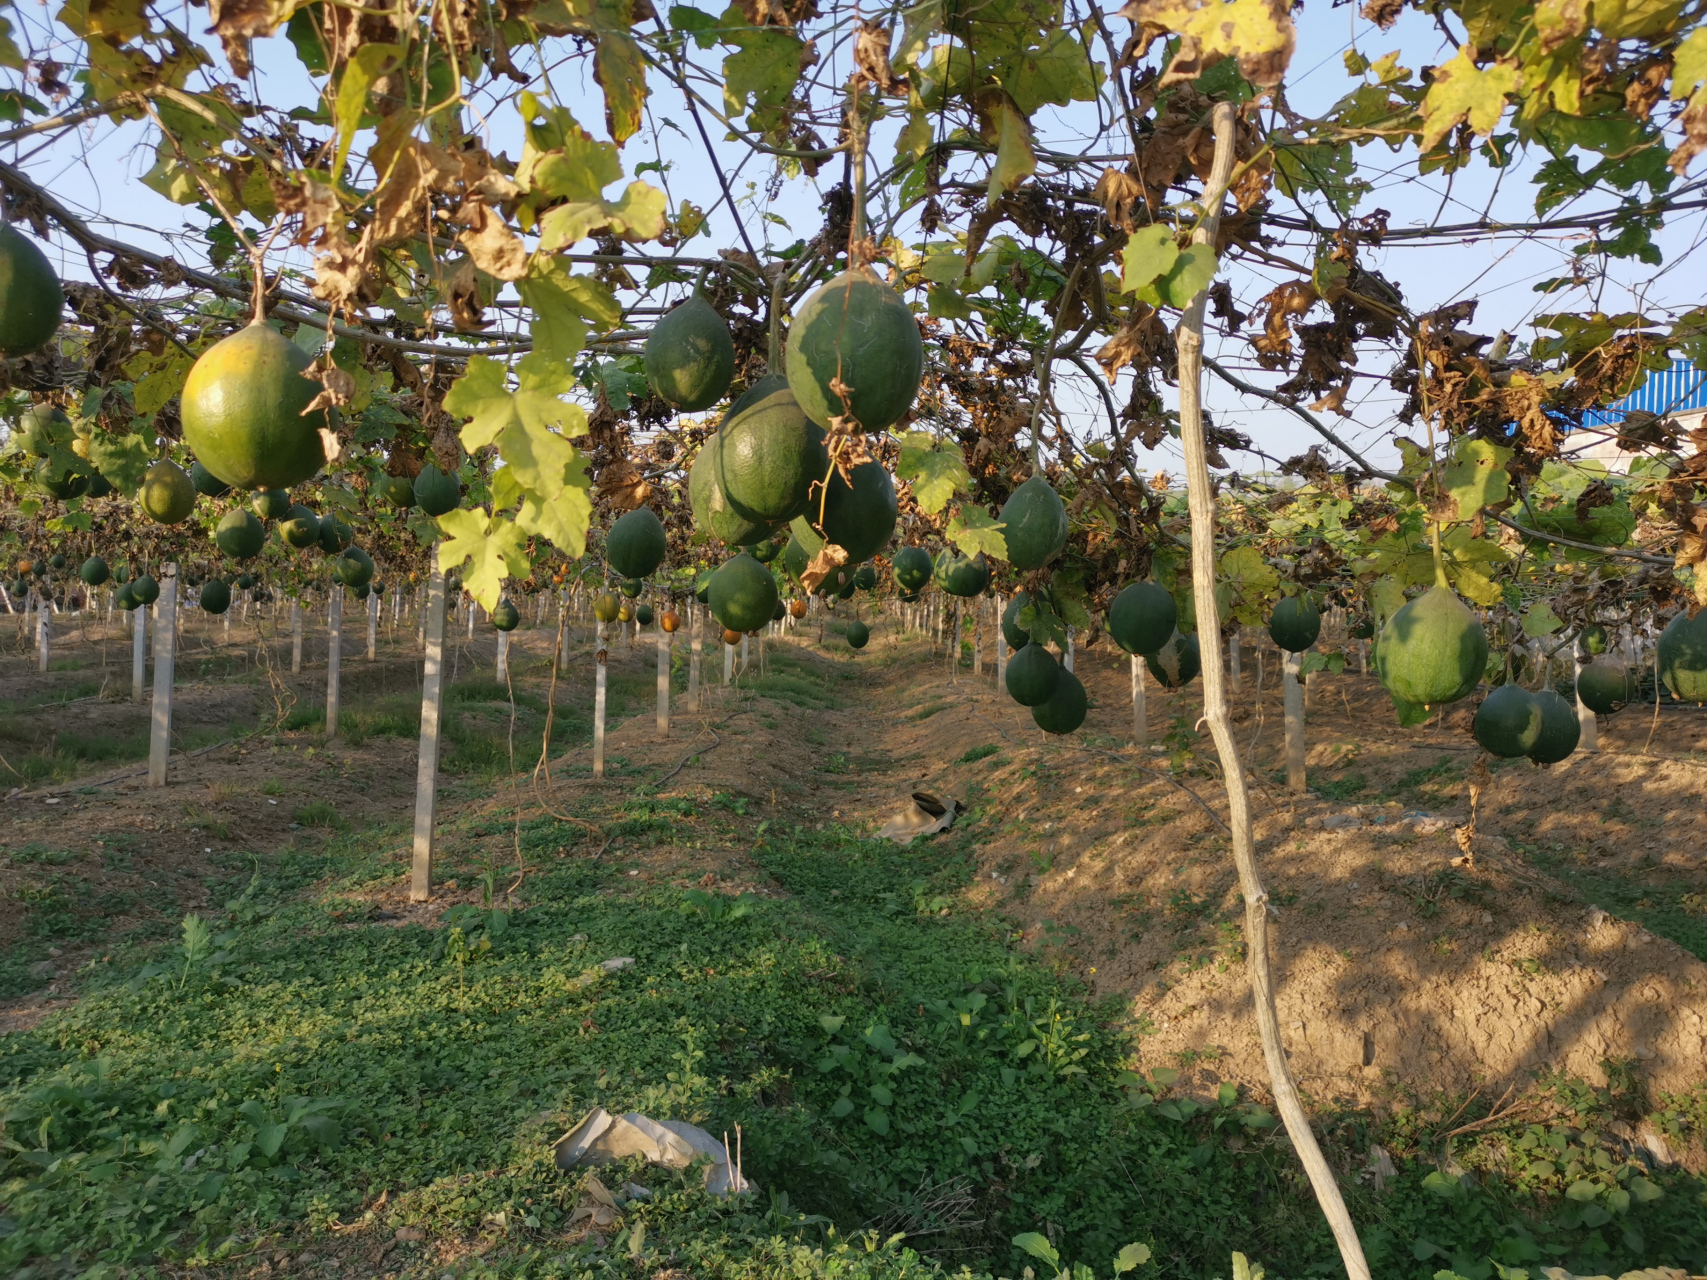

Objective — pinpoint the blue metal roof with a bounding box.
[1580,359,1707,427]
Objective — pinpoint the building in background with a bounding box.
[1573,359,1707,471]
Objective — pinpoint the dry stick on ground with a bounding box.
[1175,103,1372,1280]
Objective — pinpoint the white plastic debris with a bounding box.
[553,1107,755,1196]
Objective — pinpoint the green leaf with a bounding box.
[1112,1243,1152,1275]
[1013,1233,1060,1269]
[436,508,531,611]
[537,181,667,250]
[334,44,400,178]
[1442,436,1512,520]
[1564,1178,1600,1202]
[1299,650,1346,678]
[722,25,804,130]
[1418,46,1518,152]
[517,257,618,363]
[946,505,1008,560]
[927,284,974,319]
[83,431,152,496]
[1392,695,1433,727]
[1155,243,1219,308]
[1120,225,1178,294]
[863,1107,890,1135]
[896,432,971,514]
[444,354,581,451]
[131,351,193,416]
[1520,601,1563,638]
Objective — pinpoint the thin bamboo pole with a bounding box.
[1174,101,1370,1280]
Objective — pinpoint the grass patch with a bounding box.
[1521,847,1707,962]
[291,800,345,829]
[959,744,1000,764]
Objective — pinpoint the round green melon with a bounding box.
[84,470,114,499]
[1472,685,1541,758]
[1146,632,1202,688]
[636,602,655,627]
[607,506,667,579]
[846,620,870,650]
[892,546,932,593]
[115,581,137,611]
[716,385,829,525]
[786,269,924,432]
[131,573,160,605]
[36,458,87,500]
[1527,689,1580,765]
[1005,642,1061,707]
[181,322,328,490]
[693,571,712,605]
[726,372,789,421]
[236,573,256,590]
[771,599,786,621]
[30,558,46,576]
[1107,582,1176,656]
[0,225,64,355]
[691,433,775,547]
[593,592,621,623]
[111,565,129,585]
[854,564,877,591]
[834,572,857,600]
[253,488,292,519]
[200,579,232,615]
[279,505,321,548]
[317,516,354,555]
[139,460,196,524]
[1658,609,1707,702]
[1002,591,1034,650]
[1576,658,1633,715]
[336,547,374,588]
[709,552,779,633]
[351,582,371,601]
[1268,595,1321,653]
[371,580,385,596]
[820,461,897,563]
[48,554,64,570]
[751,536,781,563]
[1581,624,1609,656]
[1349,617,1375,640]
[375,474,415,508]
[619,577,644,598]
[1375,585,1487,707]
[934,549,990,598]
[414,464,461,516]
[80,556,109,586]
[646,294,735,411]
[492,599,521,631]
[191,460,230,498]
[16,403,69,456]
[216,509,265,560]
[1032,668,1088,735]
[999,475,1069,571]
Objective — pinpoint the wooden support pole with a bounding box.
[1229,629,1242,691]
[689,605,703,709]
[1131,653,1147,748]
[367,591,379,660]
[291,600,303,674]
[132,601,146,702]
[1576,643,1598,751]
[1283,651,1305,792]
[36,590,48,673]
[593,621,608,779]
[326,590,342,738]
[995,593,1008,687]
[657,620,670,737]
[723,633,734,685]
[147,565,178,788]
[496,629,510,683]
[410,565,448,902]
[1065,626,1075,674]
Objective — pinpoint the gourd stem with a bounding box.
[692,263,711,298]
[250,254,266,326]
[768,267,785,372]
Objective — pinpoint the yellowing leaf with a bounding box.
[1442,436,1512,520]
[593,26,648,144]
[436,508,531,611]
[947,505,1008,560]
[537,180,667,250]
[1521,600,1563,637]
[1118,0,1295,88]
[896,432,972,514]
[517,257,619,362]
[986,101,1036,202]
[1418,47,1519,153]
[1674,27,1707,100]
